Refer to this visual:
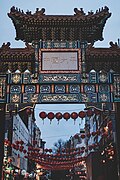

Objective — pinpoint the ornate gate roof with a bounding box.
[86,42,120,72]
[0,41,120,73]
[8,6,111,43]
[0,42,34,73]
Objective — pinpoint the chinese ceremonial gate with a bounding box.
[0,6,120,179]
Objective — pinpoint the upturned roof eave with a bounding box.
[7,6,111,43]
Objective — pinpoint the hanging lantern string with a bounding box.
[25,140,115,170]
[39,110,86,120]
[22,126,114,170]
[5,124,111,150]
[39,109,101,123]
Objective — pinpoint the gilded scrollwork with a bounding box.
[5,71,120,103]
[41,94,79,102]
[11,94,20,103]
[0,76,6,100]
[99,93,109,102]
[12,74,21,84]
[42,75,78,82]
[30,94,39,103]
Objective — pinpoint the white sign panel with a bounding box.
[42,51,78,70]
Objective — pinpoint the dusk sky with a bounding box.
[0,0,119,148]
[35,104,85,149]
[0,0,119,48]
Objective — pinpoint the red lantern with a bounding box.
[56,112,62,120]
[71,112,78,124]
[81,146,85,151]
[48,112,54,119]
[11,143,15,148]
[55,112,63,124]
[8,141,11,146]
[4,139,8,145]
[26,108,32,115]
[45,148,48,153]
[39,111,47,120]
[19,146,24,152]
[33,140,37,145]
[4,139,11,146]
[71,112,78,119]
[63,112,70,120]
[81,134,85,139]
[91,132,96,136]
[74,134,79,139]
[15,145,19,151]
[15,140,19,145]
[28,146,33,151]
[79,111,86,119]
[62,149,65,153]
[23,149,27,154]
[19,140,24,145]
[7,141,11,146]
[49,149,52,153]
[86,109,93,117]
[48,112,54,123]
[24,156,28,158]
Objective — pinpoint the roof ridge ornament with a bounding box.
[87,43,94,49]
[34,8,45,16]
[95,6,109,14]
[9,6,110,16]
[74,6,109,17]
[1,42,11,50]
[109,41,119,49]
[74,8,85,16]
[25,42,33,50]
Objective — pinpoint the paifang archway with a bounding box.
[0,6,120,179]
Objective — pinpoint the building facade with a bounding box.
[3,107,44,178]
[12,114,29,171]
[84,104,118,180]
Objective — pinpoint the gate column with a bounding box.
[0,104,6,179]
[115,103,120,180]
